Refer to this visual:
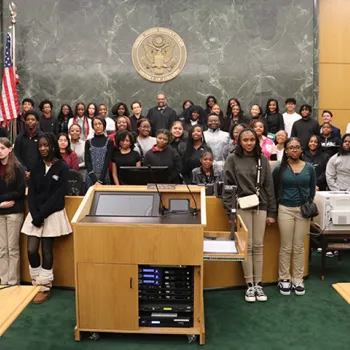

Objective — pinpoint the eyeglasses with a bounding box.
[287,146,301,151]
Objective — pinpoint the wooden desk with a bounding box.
[311,223,350,280]
[20,196,310,289]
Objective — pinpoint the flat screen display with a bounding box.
[90,192,160,217]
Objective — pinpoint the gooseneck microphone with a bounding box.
[179,173,200,216]
[147,164,166,216]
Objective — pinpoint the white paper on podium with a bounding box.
[203,239,237,254]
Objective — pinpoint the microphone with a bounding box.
[179,173,200,216]
[147,164,166,216]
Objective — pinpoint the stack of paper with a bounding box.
[203,239,237,254]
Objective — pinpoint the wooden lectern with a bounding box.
[72,185,207,344]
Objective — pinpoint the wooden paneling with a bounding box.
[77,263,138,330]
[318,109,350,135]
[319,0,350,64]
[319,0,350,134]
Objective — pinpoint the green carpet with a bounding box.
[2,253,350,350]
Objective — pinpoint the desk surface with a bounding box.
[311,223,350,236]
[81,213,202,225]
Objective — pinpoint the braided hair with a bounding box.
[39,132,62,164]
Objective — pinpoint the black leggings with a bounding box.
[27,236,54,270]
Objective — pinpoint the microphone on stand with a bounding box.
[179,173,200,216]
[147,164,166,216]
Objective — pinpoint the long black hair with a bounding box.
[186,105,206,125]
[183,125,206,159]
[205,95,217,109]
[74,102,86,117]
[111,102,130,118]
[86,102,98,117]
[265,98,280,115]
[339,133,350,155]
[234,128,261,159]
[57,104,74,122]
[306,134,322,152]
[225,98,242,117]
[39,132,62,163]
[58,132,73,154]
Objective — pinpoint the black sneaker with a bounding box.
[255,283,267,302]
[245,283,256,302]
[292,282,305,296]
[278,279,291,295]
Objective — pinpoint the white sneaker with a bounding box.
[278,280,291,295]
[255,283,267,302]
[293,282,305,296]
[245,283,256,302]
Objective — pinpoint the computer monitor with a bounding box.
[89,191,161,217]
[119,166,169,185]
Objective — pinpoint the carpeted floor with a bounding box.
[2,253,350,350]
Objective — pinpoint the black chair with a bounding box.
[66,170,85,196]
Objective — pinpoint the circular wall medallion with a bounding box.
[132,27,187,83]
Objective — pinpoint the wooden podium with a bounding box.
[71,185,208,344]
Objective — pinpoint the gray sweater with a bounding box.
[222,153,277,218]
[326,153,350,191]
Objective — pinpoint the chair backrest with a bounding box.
[66,170,85,196]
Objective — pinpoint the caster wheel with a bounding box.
[187,334,197,344]
[89,332,100,341]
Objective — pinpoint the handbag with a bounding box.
[288,165,319,219]
[237,158,262,209]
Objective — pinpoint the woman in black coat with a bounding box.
[303,135,330,191]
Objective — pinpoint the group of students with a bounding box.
[0,92,349,305]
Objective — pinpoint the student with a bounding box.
[204,95,218,118]
[223,98,248,132]
[68,103,93,141]
[0,137,26,286]
[143,129,182,184]
[321,110,341,138]
[129,101,145,132]
[177,100,194,123]
[183,105,206,133]
[182,125,211,182]
[203,114,230,172]
[22,132,71,304]
[146,94,177,136]
[98,104,115,135]
[249,104,264,121]
[304,135,330,191]
[56,104,74,134]
[251,120,277,160]
[223,123,246,160]
[85,117,114,188]
[112,130,141,185]
[191,150,222,184]
[320,122,341,158]
[14,110,41,181]
[136,119,156,158]
[275,130,288,162]
[210,103,225,126]
[86,103,98,120]
[108,116,133,148]
[9,98,34,139]
[223,128,276,302]
[69,124,86,178]
[282,98,301,137]
[273,137,316,296]
[58,133,79,171]
[291,104,319,149]
[111,102,130,120]
[169,121,187,158]
[263,99,284,137]
[326,134,350,191]
[38,100,58,134]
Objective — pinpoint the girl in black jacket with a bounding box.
[263,99,285,137]
[320,122,341,158]
[0,137,26,286]
[169,121,187,158]
[21,133,71,304]
[304,135,330,191]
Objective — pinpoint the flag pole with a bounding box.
[9,2,17,140]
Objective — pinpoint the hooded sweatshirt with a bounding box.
[326,153,350,191]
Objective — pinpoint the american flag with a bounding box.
[0,33,20,123]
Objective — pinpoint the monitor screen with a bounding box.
[119,166,169,185]
[90,192,160,217]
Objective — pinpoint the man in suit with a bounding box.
[146,93,177,136]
